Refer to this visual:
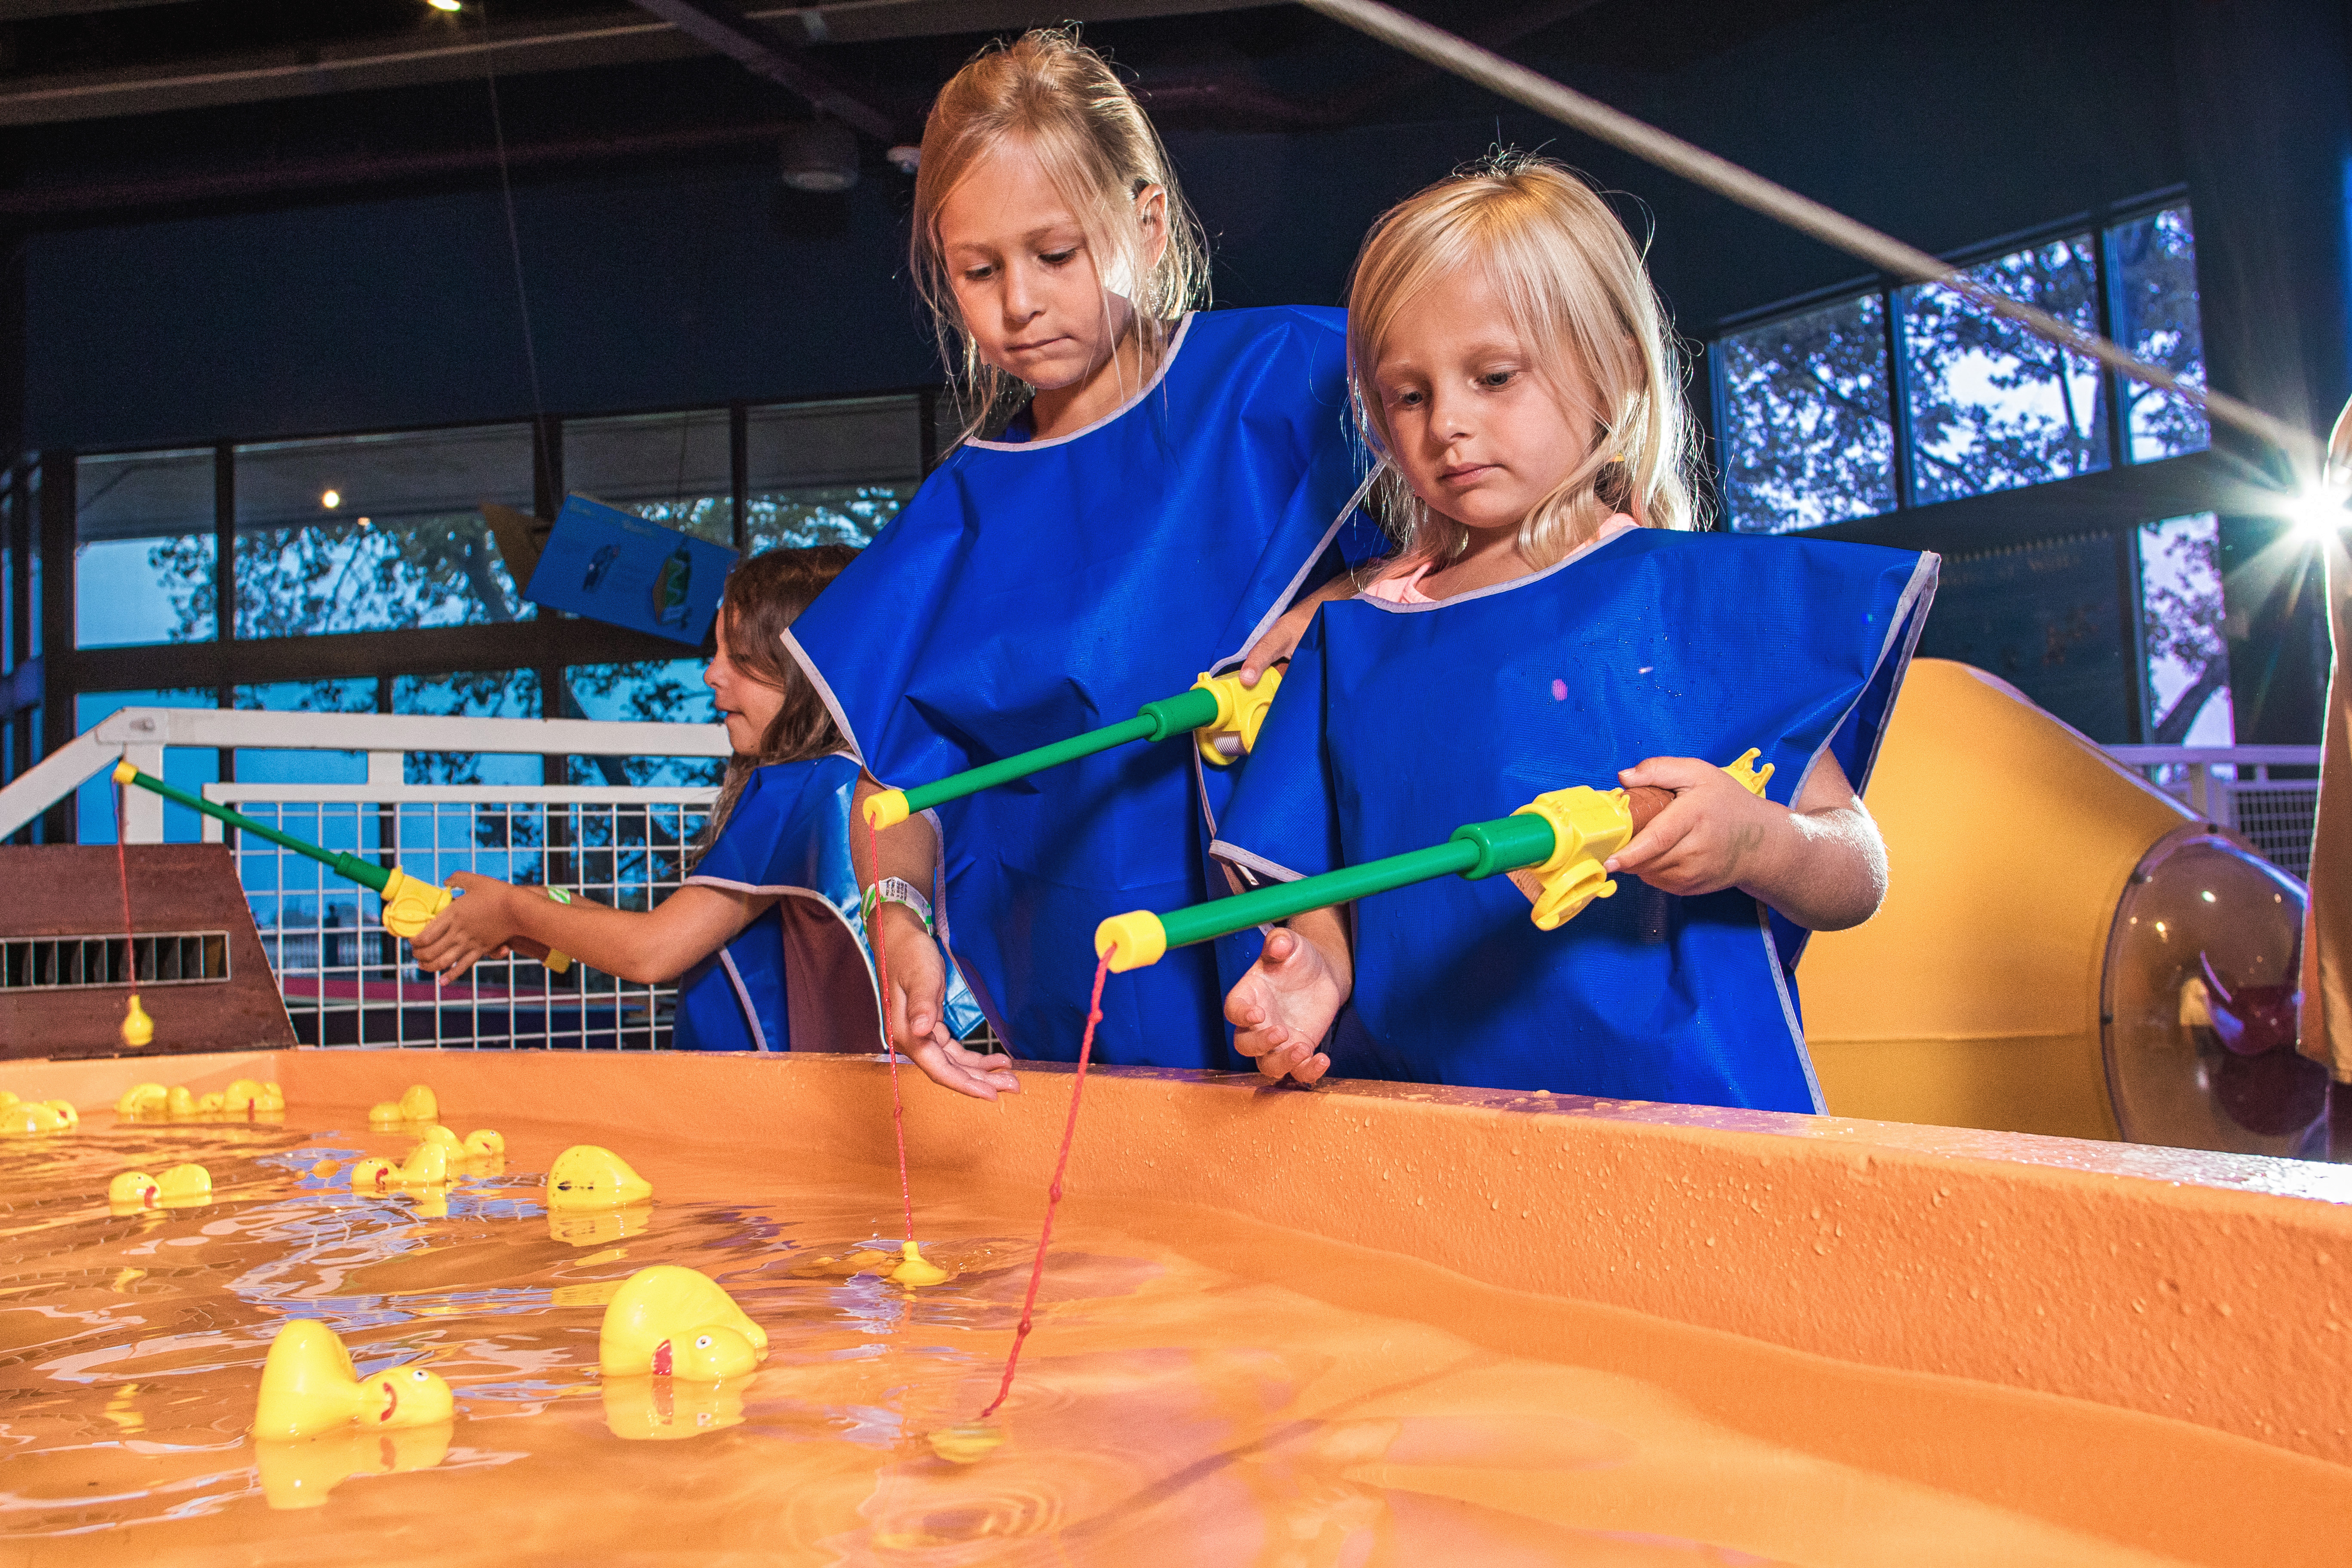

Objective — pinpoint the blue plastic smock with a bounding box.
[1213,526,1938,1111]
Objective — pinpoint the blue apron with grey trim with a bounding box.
[785,306,1380,1068]
[1213,527,1937,1111]
[673,755,980,1051]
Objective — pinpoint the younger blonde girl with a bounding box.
[1213,156,1939,1109]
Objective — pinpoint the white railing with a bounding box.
[2106,744,2321,881]
[0,707,731,1049]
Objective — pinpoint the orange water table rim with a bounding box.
[11,1046,2352,1468]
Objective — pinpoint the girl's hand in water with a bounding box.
[1225,912,1351,1084]
[874,909,1021,1100]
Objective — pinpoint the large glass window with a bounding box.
[746,395,919,551]
[233,425,536,638]
[2112,205,2209,462]
[560,659,722,787]
[75,448,215,647]
[392,671,542,785]
[1718,203,2205,526]
[564,409,733,545]
[2138,512,2233,744]
[233,678,378,786]
[1902,234,2109,504]
[1719,294,1896,534]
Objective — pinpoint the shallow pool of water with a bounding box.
[0,1105,2337,1566]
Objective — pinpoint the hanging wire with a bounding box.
[477,0,548,430]
[1298,0,2324,474]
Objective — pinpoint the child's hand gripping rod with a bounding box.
[110,760,573,971]
[861,670,1283,831]
[1092,751,1773,969]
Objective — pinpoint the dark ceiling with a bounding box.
[0,0,1856,223]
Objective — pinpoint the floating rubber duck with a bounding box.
[165,1086,198,1117]
[927,1423,1006,1464]
[45,1099,78,1130]
[463,1129,504,1157]
[251,1320,454,1441]
[0,1090,16,1108]
[108,1163,211,1212]
[366,1085,440,1126]
[255,1423,450,1511]
[890,1241,949,1287]
[0,1100,74,1136]
[223,1078,285,1113]
[347,1143,453,1191]
[115,1083,168,1117]
[195,1091,224,1113]
[411,1125,502,1161]
[596,1266,767,1378]
[546,1145,652,1210]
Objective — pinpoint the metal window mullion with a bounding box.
[214,440,236,784]
[729,404,749,554]
[2093,214,2131,469]
[1881,285,1917,513]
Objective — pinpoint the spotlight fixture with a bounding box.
[427,0,462,12]
[321,490,342,510]
[779,121,859,194]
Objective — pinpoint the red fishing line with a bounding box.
[978,948,1110,1421]
[867,814,916,1244]
[113,775,136,986]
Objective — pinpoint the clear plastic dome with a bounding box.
[2101,830,2326,1157]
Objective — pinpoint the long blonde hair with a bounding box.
[1346,154,1704,569]
[910,28,1210,444]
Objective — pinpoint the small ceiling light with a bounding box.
[357,516,372,529]
[886,144,921,175]
[780,121,859,193]
[427,0,463,12]
[321,489,342,509]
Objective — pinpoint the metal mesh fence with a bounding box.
[217,789,711,1049]
[2226,782,2318,882]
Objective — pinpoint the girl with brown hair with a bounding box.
[413,547,983,1054]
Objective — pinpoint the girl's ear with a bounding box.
[1134,182,1170,275]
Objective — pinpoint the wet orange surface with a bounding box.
[2,1102,2348,1567]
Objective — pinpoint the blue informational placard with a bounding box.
[524,494,736,646]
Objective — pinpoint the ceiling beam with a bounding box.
[0,0,1271,128]
[0,0,197,18]
[626,0,892,138]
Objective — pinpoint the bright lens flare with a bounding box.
[2291,489,2346,540]
[320,489,342,510]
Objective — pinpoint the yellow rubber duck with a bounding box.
[115,1083,168,1117]
[546,1145,652,1209]
[596,1266,767,1378]
[251,1320,455,1441]
[45,1099,78,1130]
[0,1100,74,1136]
[165,1085,198,1117]
[347,1157,397,1194]
[224,1078,284,1113]
[0,1090,16,1108]
[195,1091,224,1112]
[349,1143,453,1191]
[255,1423,450,1511]
[889,1241,949,1286]
[463,1129,504,1156]
[108,1164,211,1212]
[365,1085,440,1126]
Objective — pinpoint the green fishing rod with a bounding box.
[859,669,1283,831]
[110,760,571,968]
[1091,752,1770,970]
